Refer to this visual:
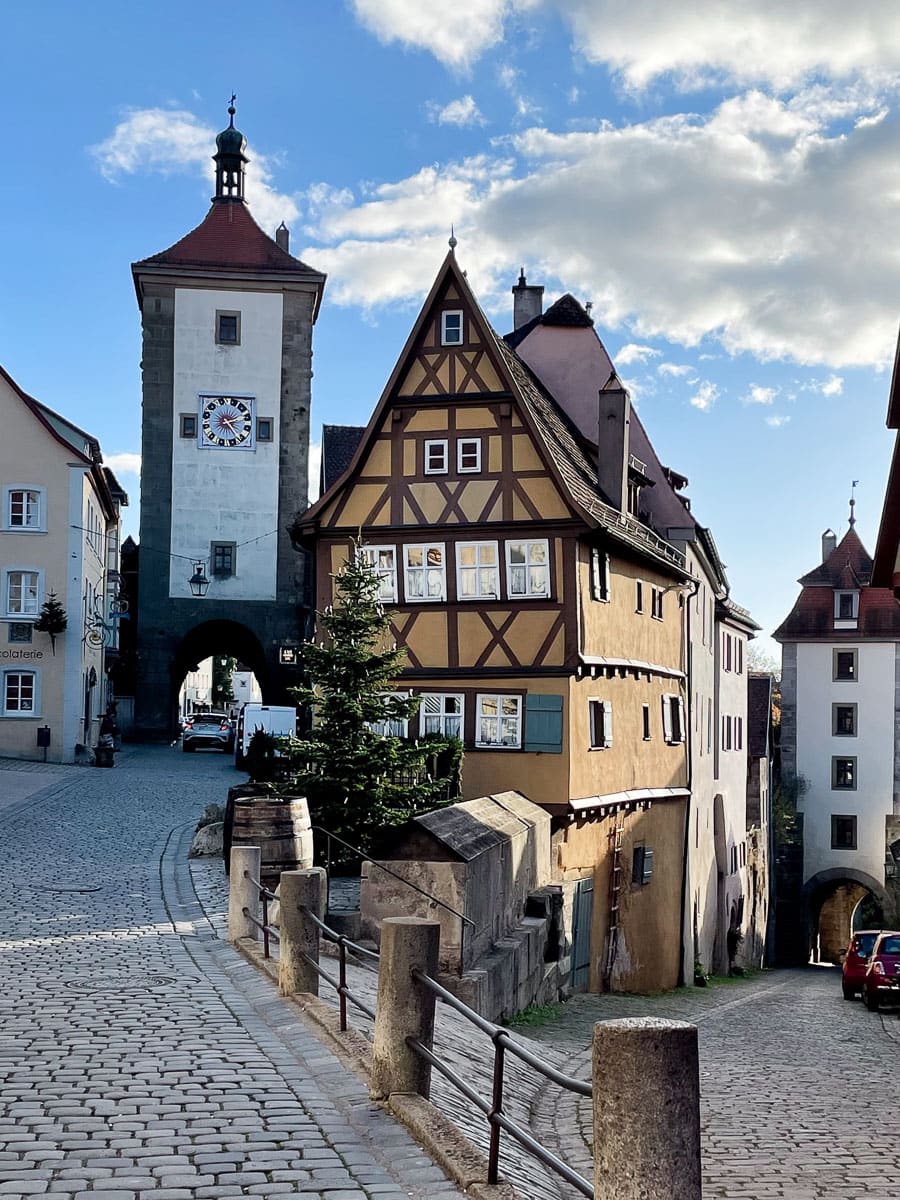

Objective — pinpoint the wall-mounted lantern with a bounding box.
[189,562,210,598]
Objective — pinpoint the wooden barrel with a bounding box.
[226,792,313,886]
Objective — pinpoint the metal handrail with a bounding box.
[312,824,474,975]
[410,966,592,1194]
[301,905,380,1031]
[244,870,279,960]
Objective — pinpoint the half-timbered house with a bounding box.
[296,251,695,990]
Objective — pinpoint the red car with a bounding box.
[863,931,900,1011]
[842,930,882,999]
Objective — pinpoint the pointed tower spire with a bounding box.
[448,225,458,253]
[849,479,859,527]
[213,95,248,203]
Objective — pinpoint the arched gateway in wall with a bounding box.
[131,107,324,738]
[803,867,890,963]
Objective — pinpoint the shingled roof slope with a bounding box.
[797,527,872,587]
[133,202,322,276]
[321,425,365,495]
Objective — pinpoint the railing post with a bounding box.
[228,846,261,942]
[371,917,440,1100]
[592,1017,702,1200]
[278,868,326,995]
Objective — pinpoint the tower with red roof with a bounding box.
[775,517,900,961]
[131,104,325,736]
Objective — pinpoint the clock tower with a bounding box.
[131,104,325,736]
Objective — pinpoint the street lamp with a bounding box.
[189,561,210,598]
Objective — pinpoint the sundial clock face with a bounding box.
[199,395,254,448]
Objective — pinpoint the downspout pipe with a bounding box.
[679,575,701,986]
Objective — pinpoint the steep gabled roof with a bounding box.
[297,253,688,578]
[774,526,900,639]
[797,526,872,587]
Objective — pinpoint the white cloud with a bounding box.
[91,108,300,231]
[821,374,844,395]
[301,85,900,367]
[308,443,322,505]
[497,64,541,120]
[427,95,486,127]
[744,384,778,405]
[562,2,900,92]
[349,1,900,92]
[689,381,718,411]
[350,0,530,70]
[658,362,694,377]
[766,414,791,427]
[616,343,660,365]
[104,452,141,476]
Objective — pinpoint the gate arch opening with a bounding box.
[803,868,887,964]
[171,620,272,737]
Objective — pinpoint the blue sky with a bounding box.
[4,1,900,655]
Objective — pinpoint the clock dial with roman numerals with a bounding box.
[199,396,254,448]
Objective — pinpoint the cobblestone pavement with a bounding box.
[191,858,580,1200]
[524,969,900,1200]
[0,747,468,1200]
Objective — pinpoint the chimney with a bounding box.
[275,222,290,252]
[598,378,631,513]
[822,528,837,562]
[512,268,544,330]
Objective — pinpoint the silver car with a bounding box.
[182,712,235,753]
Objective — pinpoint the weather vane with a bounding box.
[849,479,859,527]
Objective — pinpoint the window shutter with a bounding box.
[524,693,563,753]
[603,700,613,747]
[642,847,654,884]
[677,697,686,743]
[662,694,673,743]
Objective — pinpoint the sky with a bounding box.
[3,1,900,654]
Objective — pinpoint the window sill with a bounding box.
[2,528,47,535]
[475,743,521,751]
[1,712,41,719]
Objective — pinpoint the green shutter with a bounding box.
[524,693,563,753]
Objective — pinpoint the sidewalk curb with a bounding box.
[234,936,523,1200]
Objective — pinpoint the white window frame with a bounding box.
[590,548,610,602]
[370,692,410,739]
[589,699,613,749]
[506,539,550,599]
[475,693,522,749]
[424,440,449,475]
[4,486,46,533]
[835,590,860,620]
[403,543,447,602]
[358,545,398,604]
[456,541,500,600]
[457,438,482,474]
[662,693,685,744]
[2,669,40,717]
[3,568,42,619]
[651,586,664,621]
[419,693,464,739]
[441,310,464,346]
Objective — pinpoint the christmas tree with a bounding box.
[34,591,68,655]
[286,540,461,852]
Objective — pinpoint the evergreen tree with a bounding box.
[34,591,68,655]
[286,541,461,852]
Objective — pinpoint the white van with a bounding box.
[234,703,297,768]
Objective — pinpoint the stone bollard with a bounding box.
[592,1017,702,1200]
[278,868,327,996]
[228,846,262,942]
[371,917,440,1100]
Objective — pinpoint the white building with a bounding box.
[776,522,900,959]
[0,363,126,763]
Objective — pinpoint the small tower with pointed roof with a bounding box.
[130,104,326,738]
[775,509,900,961]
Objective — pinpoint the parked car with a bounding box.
[182,711,235,753]
[842,929,882,999]
[863,931,900,1010]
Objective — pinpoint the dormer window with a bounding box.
[834,590,859,627]
[441,311,463,346]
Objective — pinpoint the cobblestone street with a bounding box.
[525,968,900,1200]
[0,747,466,1200]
